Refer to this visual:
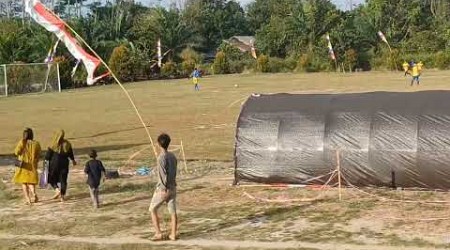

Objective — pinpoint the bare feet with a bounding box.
[151,234,163,241]
[52,191,61,200]
[60,195,65,203]
[33,195,39,203]
[168,234,177,241]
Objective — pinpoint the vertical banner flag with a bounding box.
[377,31,392,52]
[44,40,60,63]
[25,0,107,85]
[71,59,81,78]
[325,34,336,61]
[157,38,162,68]
[250,39,257,59]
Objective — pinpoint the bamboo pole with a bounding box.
[58,17,158,158]
[180,140,188,173]
[336,150,342,201]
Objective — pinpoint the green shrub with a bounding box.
[161,61,178,77]
[108,45,135,82]
[53,56,76,89]
[371,48,401,71]
[435,51,450,70]
[213,51,228,74]
[6,63,31,94]
[199,63,213,75]
[181,60,196,76]
[296,53,311,72]
[228,60,246,74]
[180,47,202,76]
[344,49,358,72]
[257,54,269,72]
[217,42,242,61]
[267,57,287,73]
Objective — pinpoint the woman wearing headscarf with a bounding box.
[14,128,41,205]
[45,130,76,202]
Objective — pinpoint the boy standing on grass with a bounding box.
[410,62,421,86]
[84,150,106,209]
[402,61,410,76]
[191,68,201,91]
[149,133,178,241]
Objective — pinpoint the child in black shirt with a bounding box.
[84,150,106,208]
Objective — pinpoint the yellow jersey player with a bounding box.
[402,61,410,76]
[410,62,420,86]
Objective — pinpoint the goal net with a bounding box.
[0,63,61,97]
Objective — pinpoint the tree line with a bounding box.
[1,0,450,88]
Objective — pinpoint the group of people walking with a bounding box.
[14,128,179,240]
[13,128,105,208]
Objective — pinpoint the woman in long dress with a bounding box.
[14,128,41,205]
[45,130,76,202]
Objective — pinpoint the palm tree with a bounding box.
[133,7,199,62]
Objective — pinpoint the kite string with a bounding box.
[62,24,158,158]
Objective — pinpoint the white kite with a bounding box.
[377,31,392,52]
[25,0,108,85]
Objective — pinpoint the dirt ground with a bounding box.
[1,161,449,250]
[1,72,450,249]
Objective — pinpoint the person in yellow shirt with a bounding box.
[410,62,420,86]
[402,61,410,76]
[417,61,424,74]
[14,128,41,205]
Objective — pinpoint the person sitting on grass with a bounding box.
[149,133,178,241]
[84,150,106,209]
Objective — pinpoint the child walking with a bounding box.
[84,150,106,208]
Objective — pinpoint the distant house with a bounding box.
[223,36,255,53]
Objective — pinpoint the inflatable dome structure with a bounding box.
[234,92,450,190]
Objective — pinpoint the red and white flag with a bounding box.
[157,38,162,68]
[325,34,336,61]
[250,39,257,59]
[25,0,107,85]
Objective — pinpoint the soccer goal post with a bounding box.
[0,62,61,97]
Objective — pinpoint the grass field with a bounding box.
[1,70,450,162]
[1,71,450,249]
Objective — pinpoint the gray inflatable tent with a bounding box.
[234,91,450,190]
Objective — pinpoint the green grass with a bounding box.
[2,71,450,162]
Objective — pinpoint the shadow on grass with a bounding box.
[69,182,153,200]
[75,143,148,156]
[67,126,152,141]
[1,142,147,167]
[69,182,205,202]
[102,195,150,207]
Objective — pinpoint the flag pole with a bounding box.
[64,24,158,158]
